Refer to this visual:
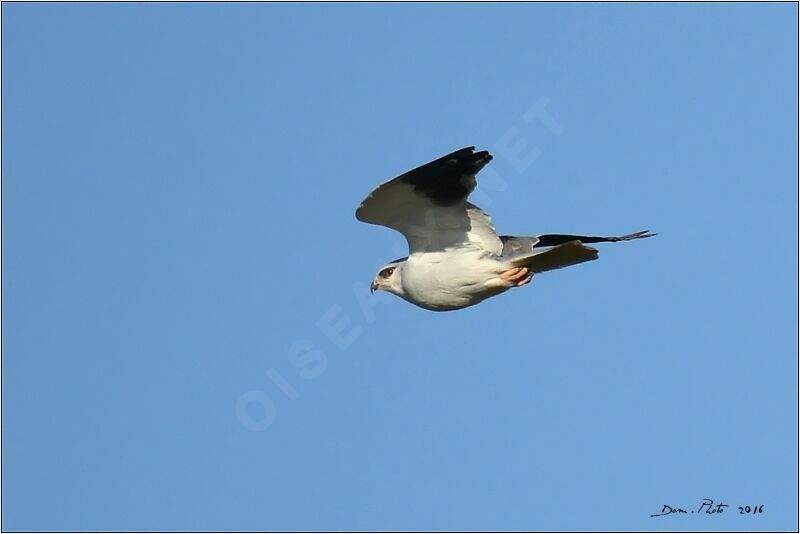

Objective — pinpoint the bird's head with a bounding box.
[370,259,405,296]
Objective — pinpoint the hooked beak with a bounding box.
[370,281,377,294]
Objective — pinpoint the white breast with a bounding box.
[399,249,512,311]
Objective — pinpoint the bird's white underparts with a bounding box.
[355,147,655,312]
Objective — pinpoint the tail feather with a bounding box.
[509,240,599,273]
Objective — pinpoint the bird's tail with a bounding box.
[508,240,599,273]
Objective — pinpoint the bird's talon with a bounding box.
[517,274,533,287]
[501,266,530,284]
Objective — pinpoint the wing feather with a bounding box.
[356,147,502,255]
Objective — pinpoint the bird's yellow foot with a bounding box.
[501,267,533,287]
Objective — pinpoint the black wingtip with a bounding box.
[444,147,492,172]
[473,150,493,171]
[394,146,494,206]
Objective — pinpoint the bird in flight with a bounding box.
[356,147,654,311]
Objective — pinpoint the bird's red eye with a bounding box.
[380,268,394,278]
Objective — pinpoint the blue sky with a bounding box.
[2,2,797,531]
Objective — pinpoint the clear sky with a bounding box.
[2,2,797,531]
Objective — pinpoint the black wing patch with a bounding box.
[396,146,492,206]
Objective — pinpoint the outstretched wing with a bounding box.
[356,147,503,255]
